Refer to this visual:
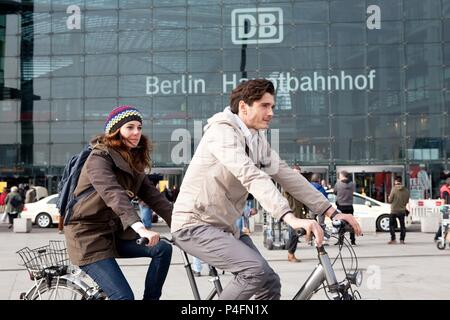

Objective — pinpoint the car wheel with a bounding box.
[36,213,52,228]
[376,214,391,232]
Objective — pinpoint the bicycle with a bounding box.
[137,219,363,300]
[17,240,106,300]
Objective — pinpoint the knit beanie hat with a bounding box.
[104,105,143,135]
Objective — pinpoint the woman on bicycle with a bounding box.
[64,105,173,300]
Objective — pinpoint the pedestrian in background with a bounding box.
[334,170,356,245]
[5,186,23,229]
[387,176,410,244]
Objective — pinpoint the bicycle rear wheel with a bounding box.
[25,278,89,300]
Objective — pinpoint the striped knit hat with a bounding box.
[104,105,143,134]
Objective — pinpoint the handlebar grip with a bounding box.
[136,237,149,246]
[296,228,307,236]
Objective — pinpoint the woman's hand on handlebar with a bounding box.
[283,214,325,247]
[136,228,160,247]
[333,213,363,236]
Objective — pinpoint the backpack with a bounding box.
[9,196,22,209]
[56,145,95,225]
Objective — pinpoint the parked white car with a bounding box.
[326,191,412,232]
[21,194,60,228]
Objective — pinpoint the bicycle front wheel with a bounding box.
[25,278,90,300]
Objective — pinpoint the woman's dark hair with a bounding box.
[229,79,275,114]
[96,129,152,172]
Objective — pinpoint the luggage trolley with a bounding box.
[436,205,450,250]
[262,211,290,250]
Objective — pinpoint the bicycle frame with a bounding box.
[179,249,223,300]
[293,246,340,300]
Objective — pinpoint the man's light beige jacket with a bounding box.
[171,108,331,237]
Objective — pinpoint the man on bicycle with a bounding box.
[171,79,362,300]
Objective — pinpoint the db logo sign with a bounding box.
[231,7,283,45]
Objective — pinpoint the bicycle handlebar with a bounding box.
[136,236,173,246]
[295,219,353,237]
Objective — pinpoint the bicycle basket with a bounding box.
[16,240,69,280]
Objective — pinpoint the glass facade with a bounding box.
[0,0,449,198]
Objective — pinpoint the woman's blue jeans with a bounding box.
[80,239,172,300]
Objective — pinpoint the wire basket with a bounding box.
[16,240,69,280]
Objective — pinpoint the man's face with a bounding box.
[239,92,275,130]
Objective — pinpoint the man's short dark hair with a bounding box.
[395,176,402,183]
[229,79,275,114]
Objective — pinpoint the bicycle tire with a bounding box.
[25,278,90,300]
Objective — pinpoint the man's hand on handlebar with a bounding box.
[333,213,362,237]
[283,214,325,247]
[136,228,160,247]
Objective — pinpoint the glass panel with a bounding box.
[119,53,153,75]
[187,95,224,119]
[4,35,19,57]
[404,0,441,19]
[369,0,402,20]
[223,48,258,72]
[330,91,366,115]
[405,20,441,43]
[51,55,84,77]
[330,46,365,68]
[31,13,51,34]
[293,1,329,23]
[330,0,365,22]
[119,0,153,9]
[51,77,83,99]
[369,114,403,139]
[51,99,83,121]
[34,77,51,99]
[293,47,328,70]
[3,57,19,78]
[188,28,221,50]
[50,143,85,166]
[153,29,186,51]
[368,91,403,114]
[153,96,187,119]
[33,122,50,143]
[294,24,329,47]
[85,76,117,98]
[406,90,443,114]
[84,120,104,141]
[153,52,187,73]
[407,114,446,138]
[85,10,118,31]
[52,33,84,54]
[0,123,19,144]
[117,97,152,119]
[32,100,50,121]
[369,138,405,161]
[154,7,186,29]
[33,144,50,166]
[85,54,117,76]
[0,101,19,122]
[51,121,83,143]
[85,98,117,121]
[330,23,365,45]
[119,75,149,97]
[290,91,329,117]
[119,9,152,30]
[406,66,443,90]
[85,32,118,53]
[187,50,222,73]
[119,30,152,52]
[367,21,402,44]
[406,44,443,66]
[188,5,222,28]
[259,48,294,71]
[33,34,51,55]
[367,45,404,67]
[85,0,117,10]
